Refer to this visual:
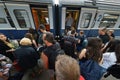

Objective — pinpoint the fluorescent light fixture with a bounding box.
[54,0,59,5]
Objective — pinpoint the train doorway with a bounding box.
[31,7,50,31]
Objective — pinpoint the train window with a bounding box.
[31,8,49,31]
[65,9,80,30]
[80,13,92,28]
[0,18,7,23]
[4,8,15,28]
[14,9,31,28]
[99,14,119,28]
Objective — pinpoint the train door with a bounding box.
[61,7,80,33]
[78,8,97,29]
[61,7,96,35]
[31,5,52,31]
[5,3,35,29]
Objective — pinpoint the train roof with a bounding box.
[0,0,53,4]
[59,0,120,6]
[1,0,120,6]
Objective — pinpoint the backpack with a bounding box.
[79,59,106,80]
[104,64,120,79]
[48,48,65,70]
[61,36,78,58]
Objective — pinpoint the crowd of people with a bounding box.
[0,24,120,80]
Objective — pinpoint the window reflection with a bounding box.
[80,13,92,28]
[99,14,119,28]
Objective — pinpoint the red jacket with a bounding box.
[80,75,85,80]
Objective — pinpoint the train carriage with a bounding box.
[0,0,120,39]
[0,0,55,39]
[59,0,120,38]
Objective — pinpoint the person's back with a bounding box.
[65,13,74,31]
[79,59,106,80]
[79,37,106,80]
[38,24,47,47]
[43,42,63,70]
[14,38,39,71]
[65,13,74,27]
[99,34,110,44]
[63,36,77,58]
[28,27,39,44]
[14,46,39,70]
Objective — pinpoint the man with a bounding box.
[41,32,64,70]
[98,27,110,44]
[38,24,47,47]
[65,13,74,31]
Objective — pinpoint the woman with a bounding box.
[79,37,106,80]
[25,33,38,49]
[0,33,15,62]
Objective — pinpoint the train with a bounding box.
[0,0,55,39]
[0,0,120,39]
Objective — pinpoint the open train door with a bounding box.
[31,5,53,31]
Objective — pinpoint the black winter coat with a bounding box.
[14,45,39,71]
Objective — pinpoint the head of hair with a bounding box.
[80,30,84,34]
[28,27,35,34]
[71,30,76,35]
[86,37,103,62]
[24,33,33,40]
[100,27,107,32]
[109,29,114,33]
[55,55,80,80]
[105,39,120,52]
[39,24,46,30]
[0,33,9,42]
[20,38,32,46]
[99,27,107,35]
[44,32,55,44]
